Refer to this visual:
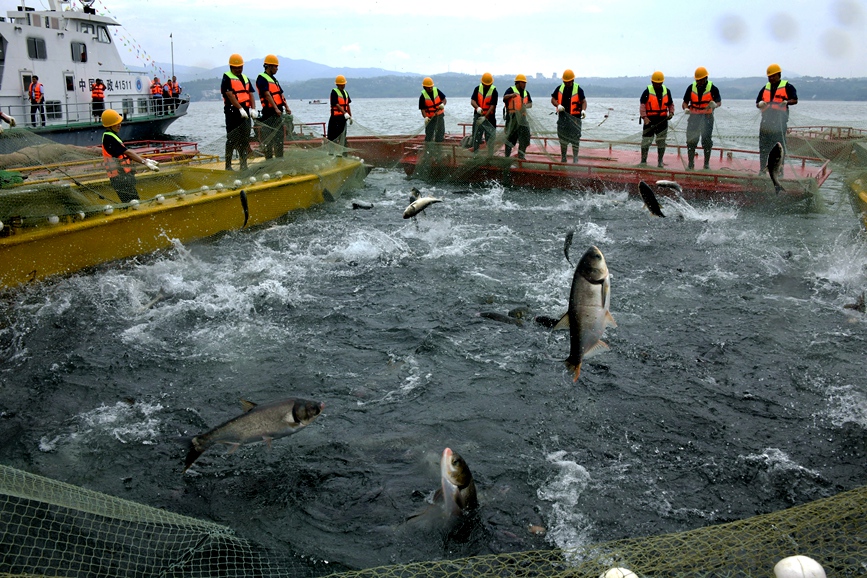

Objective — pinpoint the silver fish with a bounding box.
[403,196,442,219]
[655,179,683,195]
[438,447,478,516]
[638,181,665,218]
[184,397,324,472]
[563,231,575,264]
[768,142,785,194]
[554,246,617,381]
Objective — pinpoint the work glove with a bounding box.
[580,111,586,119]
[238,108,248,119]
[437,103,444,110]
[476,107,483,115]
[424,117,431,125]
[557,105,565,113]
[708,101,719,110]
[144,159,160,172]
[250,109,260,119]
[348,116,354,125]
[344,113,351,120]
[684,108,691,115]
[8,117,15,127]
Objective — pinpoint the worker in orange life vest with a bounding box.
[257,54,291,159]
[639,71,675,167]
[756,63,798,172]
[91,78,106,120]
[328,74,352,146]
[470,72,498,153]
[419,77,447,142]
[101,109,160,203]
[163,76,181,114]
[28,76,46,127]
[221,53,256,170]
[504,74,532,159]
[150,76,164,115]
[681,66,721,170]
[551,69,586,163]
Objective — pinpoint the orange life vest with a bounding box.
[475,83,495,116]
[91,82,105,100]
[28,82,43,103]
[689,81,714,115]
[102,131,132,178]
[761,80,789,111]
[164,81,179,97]
[507,86,529,113]
[259,73,286,110]
[150,80,163,96]
[421,88,444,118]
[223,71,253,108]
[557,83,582,116]
[331,87,350,117]
[645,84,670,118]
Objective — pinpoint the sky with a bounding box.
[95,0,867,80]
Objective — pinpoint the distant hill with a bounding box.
[127,59,867,102]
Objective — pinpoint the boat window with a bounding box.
[95,25,111,44]
[71,42,87,63]
[26,37,47,60]
[65,75,74,91]
[80,22,95,35]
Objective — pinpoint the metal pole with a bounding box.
[170,33,174,80]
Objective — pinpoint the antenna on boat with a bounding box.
[170,32,174,80]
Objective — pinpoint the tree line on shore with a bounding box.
[180,74,867,102]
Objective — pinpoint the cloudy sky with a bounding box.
[100,0,866,79]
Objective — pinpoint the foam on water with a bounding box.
[537,451,595,552]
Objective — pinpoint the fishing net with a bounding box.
[1,463,864,577]
[0,122,367,288]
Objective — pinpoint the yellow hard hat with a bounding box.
[335,74,347,85]
[515,74,527,83]
[651,71,665,83]
[694,66,708,80]
[562,69,575,82]
[101,109,122,128]
[228,54,244,67]
[422,77,434,88]
[481,72,493,86]
[767,63,782,76]
[264,54,279,66]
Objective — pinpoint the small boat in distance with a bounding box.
[0,0,189,148]
[308,99,327,105]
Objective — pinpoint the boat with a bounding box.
[308,100,327,105]
[0,153,368,289]
[846,172,867,230]
[397,134,831,207]
[786,125,867,163]
[0,0,189,148]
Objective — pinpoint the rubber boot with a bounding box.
[224,142,234,171]
[560,145,567,163]
[572,146,579,163]
[687,149,695,170]
[657,149,665,168]
[640,147,649,165]
[703,151,711,170]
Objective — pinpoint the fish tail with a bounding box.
[565,358,582,382]
[183,438,205,473]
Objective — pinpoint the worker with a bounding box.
[419,77,446,142]
[101,109,160,203]
[773,555,826,578]
[503,74,532,159]
[681,66,721,170]
[163,76,181,114]
[221,53,256,171]
[328,74,352,147]
[28,76,46,127]
[639,71,674,167]
[551,69,586,163]
[150,76,164,115]
[257,54,290,159]
[470,72,498,153]
[91,78,106,120]
[756,63,798,173]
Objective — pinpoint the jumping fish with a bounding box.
[638,181,665,218]
[768,142,785,194]
[403,196,442,219]
[563,231,575,264]
[352,200,374,210]
[184,397,324,472]
[437,447,478,517]
[553,246,617,381]
[655,180,683,195]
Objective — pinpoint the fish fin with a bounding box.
[583,341,610,359]
[552,313,569,331]
[183,438,204,473]
[225,443,242,455]
[605,311,617,328]
[240,399,257,412]
[263,436,274,449]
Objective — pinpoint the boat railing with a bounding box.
[1,95,189,128]
[787,125,867,141]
